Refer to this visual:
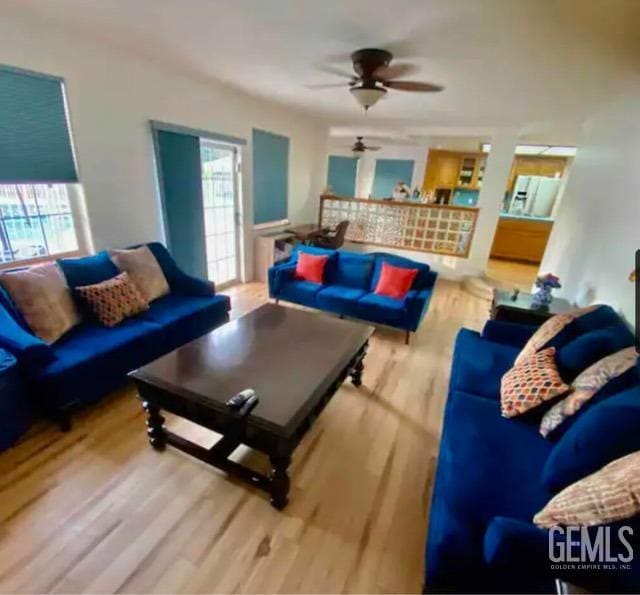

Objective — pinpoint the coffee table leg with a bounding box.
[143,400,166,451]
[269,454,291,510]
[350,341,368,387]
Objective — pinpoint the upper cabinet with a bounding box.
[506,156,567,191]
[423,150,487,195]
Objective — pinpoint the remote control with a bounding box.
[226,388,256,410]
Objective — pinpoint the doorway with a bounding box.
[200,141,241,287]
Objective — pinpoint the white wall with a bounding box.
[540,84,640,323]
[0,5,329,281]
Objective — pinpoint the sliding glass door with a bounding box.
[200,141,241,286]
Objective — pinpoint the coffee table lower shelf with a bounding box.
[135,340,368,510]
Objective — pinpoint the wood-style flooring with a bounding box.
[0,280,488,594]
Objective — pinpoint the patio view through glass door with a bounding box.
[200,141,240,286]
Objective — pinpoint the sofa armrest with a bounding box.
[484,516,551,570]
[422,270,438,289]
[144,242,215,296]
[268,262,297,297]
[481,320,537,348]
[404,289,433,331]
[0,305,54,369]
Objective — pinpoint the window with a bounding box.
[0,184,79,264]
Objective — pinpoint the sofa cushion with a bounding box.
[316,285,367,316]
[278,280,323,308]
[426,390,553,590]
[500,348,569,418]
[370,253,430,291]
[294,252,328,284]
[110,245,170,303]
[58,251,119,288]
[542,385,640,492]
[333,252,375,290]
[449,328,519,400]
[356,292,406,325]
[556,326,635,382]
[140,293,230,351]
[540,346,637,438]
[36,318,164,410]
[374,262,418,299]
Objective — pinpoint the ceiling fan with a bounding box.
[350,136,381,156]
[309,48,443,111]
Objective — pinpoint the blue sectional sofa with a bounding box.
[268,247,437,343]
[0,242,230,438]
[426,306,640,593]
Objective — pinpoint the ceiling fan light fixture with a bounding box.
[349,85,386,110]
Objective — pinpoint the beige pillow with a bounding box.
[0,263,81,344]
[534,450,640,528]
[110,246,169,303]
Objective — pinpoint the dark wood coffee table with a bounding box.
[129,304,373,509]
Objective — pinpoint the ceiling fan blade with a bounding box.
[364,146,382,151]
[373,63,418,81]
[304,82,350,89]
[383,80,444,92]
[316,64,358,81]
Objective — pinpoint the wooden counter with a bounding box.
[490,216,553,264]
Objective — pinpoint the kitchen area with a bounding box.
[422,144,575,265]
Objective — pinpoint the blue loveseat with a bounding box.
[0,242,230,437]
[268,247,437,343]
[426,306,640,593]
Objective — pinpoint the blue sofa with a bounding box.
[0,242,230,437]
[268,247,437,343]
[426,306,640,593]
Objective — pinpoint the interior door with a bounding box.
[200,141,241,287]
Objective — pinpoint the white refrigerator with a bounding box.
[508,175,561,217]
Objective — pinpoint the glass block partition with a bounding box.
[319,195,479,258]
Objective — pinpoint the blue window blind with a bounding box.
[154,130,207,278]
[0,66,78,183]
[371,159,415,198]
[327,155,358,196]
[252,129,289,225]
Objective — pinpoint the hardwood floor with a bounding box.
[0,279,488,594]
[486,258,539,292]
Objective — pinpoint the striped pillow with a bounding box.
[540,346,637,437]
[534,450,640,528]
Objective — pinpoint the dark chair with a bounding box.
[312,220,349,249]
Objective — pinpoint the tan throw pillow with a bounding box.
[539,346,637,437]
[534,450,640,528]
[76,272,149,327]
[500,347,570,418]
[515,305,599,365]
[110,246,169,303]
[0,263,81,344]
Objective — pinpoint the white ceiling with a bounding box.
[12,0,640,142]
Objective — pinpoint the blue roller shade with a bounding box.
[154,129,207,278]
[371,159,415,198]
[252,128,289,225]
[0,66,78,183]
[327,155,358,196]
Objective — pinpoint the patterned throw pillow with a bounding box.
[515,305,598,365]
[110,246,169,303]
[540,346,637,437]
[534,450,640,528]
[500,347,570,418]
[76,272,148,327]
[0,263,81,344]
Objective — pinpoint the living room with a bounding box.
[1,1,639,593]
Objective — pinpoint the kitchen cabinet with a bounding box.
[423,150,487,197]
[490,216,554,263]
[506,156,567,191]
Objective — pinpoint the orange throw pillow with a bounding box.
[295,252,328,284]
[76,272,149,327]
[500,347,570,418]
[374,262,418,300]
